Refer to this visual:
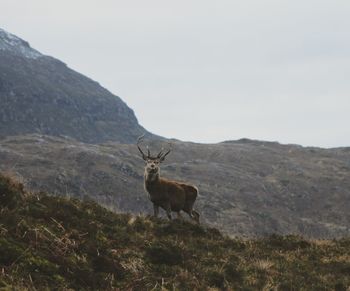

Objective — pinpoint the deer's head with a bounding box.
[137,135,171,178]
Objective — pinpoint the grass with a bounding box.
[0,172,349,290]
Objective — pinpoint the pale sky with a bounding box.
[1,0,350,147]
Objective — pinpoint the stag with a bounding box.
[137,135,200,223]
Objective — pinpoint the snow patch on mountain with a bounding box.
[0,28,42,59]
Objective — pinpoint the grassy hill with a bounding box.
[0,173,349,290]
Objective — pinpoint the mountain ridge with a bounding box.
[0,28,42,59]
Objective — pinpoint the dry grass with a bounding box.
[1,174,350,290]
[254,259,274,271]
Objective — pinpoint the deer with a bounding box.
[137,135,200,223]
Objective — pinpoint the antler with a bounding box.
[137,134,148,160]
[159,142,172,162]
[157,147,164,158]
[138,135,172,161]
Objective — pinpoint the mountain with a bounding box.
[0,28,148,143]
[1,173,349,290]
[0,28,349,239]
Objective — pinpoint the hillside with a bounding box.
[1,173,349,290]
[0,134,349,240]
[0,28,149,143]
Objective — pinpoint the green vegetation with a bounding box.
[0,173,349,290]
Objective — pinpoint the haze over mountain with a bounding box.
[0,28,349,238]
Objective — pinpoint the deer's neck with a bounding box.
[144,171,163,202]
[144,171,160,185]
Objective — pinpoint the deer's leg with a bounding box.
[153,204,159,218]
[184,208,193,219]
[165,203,172,220]
[191,210,200,224]
[176,211,183,219]
[185,208,200,224]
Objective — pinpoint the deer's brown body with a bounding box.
[145,174,199,216]
[137,135,200,222]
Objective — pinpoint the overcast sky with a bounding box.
[1,0,350,147]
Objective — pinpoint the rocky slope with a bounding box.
[1,173,349,290]
[0,28,148,143]
[0,134,349,238]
